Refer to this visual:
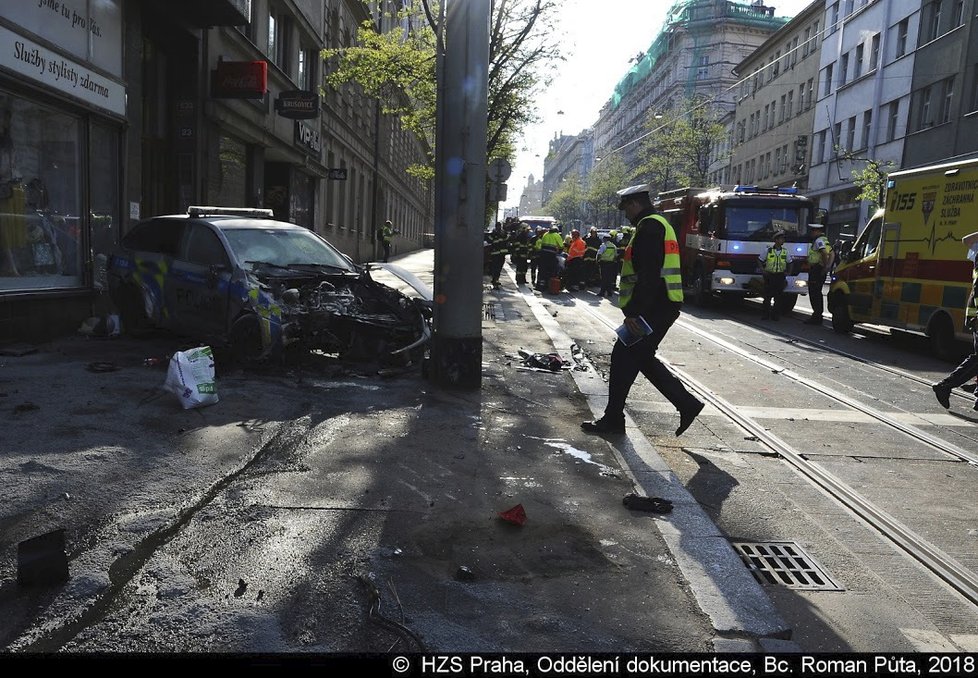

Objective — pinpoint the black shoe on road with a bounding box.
[932,383,951,409]
[676,400,705,436]
[581,417,625,434]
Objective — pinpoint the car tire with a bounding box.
[830,292,854,334]
[929,313,960,362]
[229,314,265,365]
[692,266,711,307]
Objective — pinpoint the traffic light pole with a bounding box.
[430,0,489,389]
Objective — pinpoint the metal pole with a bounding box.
[430,0,489,389]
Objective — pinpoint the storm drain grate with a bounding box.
[483,302,496,320]
[732,541,844,591]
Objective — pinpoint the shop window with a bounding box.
[1,92,83,289]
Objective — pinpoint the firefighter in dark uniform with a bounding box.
[512,224,532,285]
[581,184,704,436]
[583,226,602,287]
[487,221,509,289]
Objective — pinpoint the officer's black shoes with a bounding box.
[803,316,823,325]
[581,417,625,434]
[932,383,952,409]
[676,400,705,437]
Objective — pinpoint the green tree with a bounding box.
[839,150,896,210]
[544,174,584,225]
[584,155,631,226]
[323,1,561,177]
[639,99,728,194]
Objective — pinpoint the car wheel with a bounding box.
[229,314,265,364]
[929,313,960,362]
[830,292,854,333]
[692,266,711,307]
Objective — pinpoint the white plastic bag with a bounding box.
[163,346,219,409]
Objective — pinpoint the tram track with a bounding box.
[715,307,976,405]
[570,297,978,609]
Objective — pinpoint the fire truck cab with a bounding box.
[656,186,821,308]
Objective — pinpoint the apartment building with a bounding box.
[591,1,789,182]
[730,1,824,191]
[808,0,920,239]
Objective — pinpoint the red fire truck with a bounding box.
[655,186,822,308]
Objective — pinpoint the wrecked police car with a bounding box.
[108,207,432,363]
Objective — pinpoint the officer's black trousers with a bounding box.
[940,330,978,405]
[604,306,699,421]
[809,265,826,318]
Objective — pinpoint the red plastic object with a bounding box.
[498,504,527,526]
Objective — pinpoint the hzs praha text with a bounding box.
[405,654,976,676]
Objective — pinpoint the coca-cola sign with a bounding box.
[211,61,267,99]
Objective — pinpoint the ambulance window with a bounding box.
[854,217,883,260]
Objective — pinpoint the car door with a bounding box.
[165,223,232,339]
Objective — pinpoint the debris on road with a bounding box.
[17,529,69,587]
[498,503,527,525]
[455,566,475,581]
[622,493,673,514]
[517,349,568,372]
[0,344,37,357]
[163,346,219,409]
[86,361,119,373]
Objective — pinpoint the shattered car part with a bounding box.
[107,207,432,362]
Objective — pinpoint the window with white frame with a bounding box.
[895,18,909,58]
[886,100,900,141]
[816,129,827,163]
[846,116,856,150]
[823,63,834,96]
[862,109,872,149]
[920,85,934,129]
[939,76,955,124]
[870,34,880,71]
[952,0,965,27]
[840,53,849,85]
[854,44,863,79]
[922,1,942,43]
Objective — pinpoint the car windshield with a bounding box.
[221,227,356,272]
[722,203,812,242]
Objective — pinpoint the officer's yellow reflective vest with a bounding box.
[808,236,831,265]
[761,246,789,273]
[618,214,683,309]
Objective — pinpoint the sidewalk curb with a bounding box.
[507,270,793,643]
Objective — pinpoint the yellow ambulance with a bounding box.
[828,156,976,359]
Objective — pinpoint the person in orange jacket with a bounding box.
[565,229,587,291]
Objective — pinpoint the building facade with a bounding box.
[730,1,823,191]
[1,0,434,343]
[808,0,920,241]
[900,0,978,167]
[591,1,790,182]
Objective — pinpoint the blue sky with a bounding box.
[505,0,818,208]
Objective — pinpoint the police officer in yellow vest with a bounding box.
[932,230,978,412]
[804,224,833,325]
[757,230,792,321]
[582,184,704,437]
